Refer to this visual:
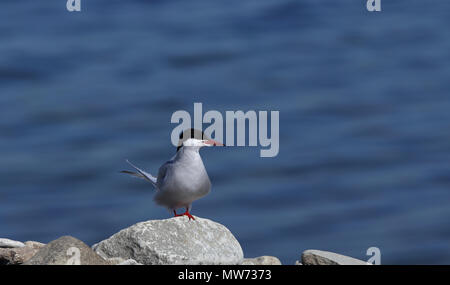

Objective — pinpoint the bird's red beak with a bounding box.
[204,139,225,146]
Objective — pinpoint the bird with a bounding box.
[121,129,224,220]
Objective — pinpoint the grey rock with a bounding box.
[24,241,46,250]
[24,236,110,265]
[0,246,41,265]
[301,250,369,265]
[118,259,143,265]
[93,216,244,265]
[105,257,142,265]
[106,257,127,265]
[0,240,46,265]
[242,256,282,265]
[0,238,25,248]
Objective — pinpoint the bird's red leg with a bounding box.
[173,209,195,220]
[183,208,195,221]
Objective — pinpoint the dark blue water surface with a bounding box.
[1,0,450,264]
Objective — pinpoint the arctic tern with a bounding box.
[121,129,224,220]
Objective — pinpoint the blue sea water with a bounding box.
[1,0,450,264]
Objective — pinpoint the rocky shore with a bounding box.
[0,217,369,265]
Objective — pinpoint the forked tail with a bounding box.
[121,159,157,188]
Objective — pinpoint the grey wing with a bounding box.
[156,161,173,189]
[122,160,157,187]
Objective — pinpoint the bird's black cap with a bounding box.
[176,128,208,152]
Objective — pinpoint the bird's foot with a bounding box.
[183,212,195,220]
[173,210,195,221]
